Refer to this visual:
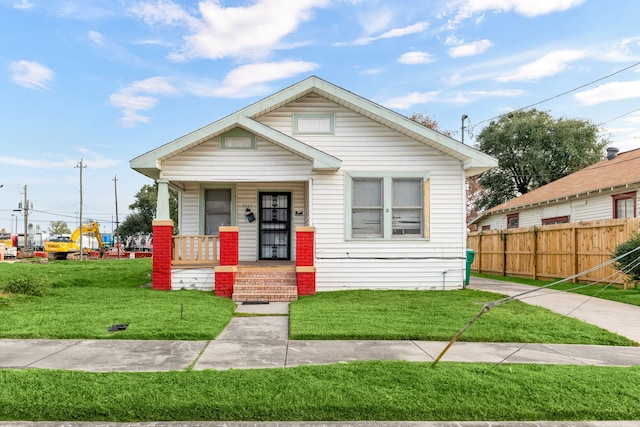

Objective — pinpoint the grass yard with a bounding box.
[0,259,236,340]
[0,258,636,345]
[289,289,636,345]
[1,362,639,422]
[473,273,640,307]
[2,259,640,422]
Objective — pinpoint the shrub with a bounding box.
[613,231,640,285]
[4,275,50,297]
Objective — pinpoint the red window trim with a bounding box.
[506,213,519,229]
[612,191,637,218]
[541,215,570,225]
[481,225,491,230]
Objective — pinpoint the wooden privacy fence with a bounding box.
[467,218,640,286]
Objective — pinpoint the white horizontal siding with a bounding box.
[171,268,214,291]
[476,191,634,231]
[261,95,468,289]
[162,138,313,182]
[165,93,470,290]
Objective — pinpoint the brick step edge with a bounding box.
[233,289,298,295]
[232,293,298,302]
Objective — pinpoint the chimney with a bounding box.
[606,146,619,160]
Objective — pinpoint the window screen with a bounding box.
[204,188,231,235]
[352,178,382,237]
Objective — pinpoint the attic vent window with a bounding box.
[221,129,256,149]
[293,113,334,134]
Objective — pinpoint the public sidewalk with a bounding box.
[2,277,640,372]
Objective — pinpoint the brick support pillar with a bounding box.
[296,226,316,295]
[152,220,174,291]
[215,226,239,298]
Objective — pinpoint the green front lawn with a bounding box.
[0,259,235,340]
[289,289,636,345]
[0,259,635,345]
[1,362,639,422]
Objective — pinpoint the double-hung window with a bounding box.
[347,172,429,239]
[613,192,636,218]
[203,187,235,235]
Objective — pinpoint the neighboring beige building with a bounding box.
[471,147,640,231]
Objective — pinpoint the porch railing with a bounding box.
[172,235,218,267]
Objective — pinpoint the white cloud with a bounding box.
[190,61,319,98]
[10,60,54,90]
[597,37,640,62]
[496,49,586,82]
[357,8,393,35]
[384,91,440,110]
[351,21,429,46]
[130,0,329,61]
[109,76,179,127]
[12,0,32,10]
[449,39,492,57]
[449,0,585,24]
[88,30,105,46]
[574,80,640,106]
[447,89,524,104]
[360,68,383,75]
[128,0,197,27]
[398,51,434,65]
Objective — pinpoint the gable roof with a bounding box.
[131,76,497,180]
[475,147,640,219]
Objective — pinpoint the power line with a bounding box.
[472,60,640,129]
[599,106,640,126]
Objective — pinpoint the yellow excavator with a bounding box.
[45,221,105,260]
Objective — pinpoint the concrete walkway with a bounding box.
[2,278,640,372]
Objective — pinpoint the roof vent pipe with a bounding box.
[606,146,619,160]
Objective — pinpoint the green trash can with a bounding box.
[465,248,475,287]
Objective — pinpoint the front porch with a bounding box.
[152,222,316,301]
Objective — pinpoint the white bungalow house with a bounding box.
[470,147,640,231]
[130,76,497,301]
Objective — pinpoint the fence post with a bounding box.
[572,224,578,284]
[502,231,507,277]
[477,233,483,273]
[532,227,538,280]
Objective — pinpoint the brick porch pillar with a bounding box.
[215,226,239,298]
[296,226,316,296]
[152,219,173,290]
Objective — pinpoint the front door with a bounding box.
[259,192,291,260]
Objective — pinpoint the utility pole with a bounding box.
[76,159,87,260]
[22,185,29,252]
[113,175,120,259]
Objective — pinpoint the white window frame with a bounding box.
[345,171,430,240]
[199,184,237,235]
[293,113,335,135]
[221,128,256,150]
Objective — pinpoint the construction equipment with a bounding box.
[44,222,105,260]
[0,233,17,258]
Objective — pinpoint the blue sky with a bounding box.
[1,0,640,235]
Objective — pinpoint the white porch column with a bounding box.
[156,179,170,220]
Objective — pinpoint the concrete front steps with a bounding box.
[232,265,298,302]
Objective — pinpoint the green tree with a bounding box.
[118,184,178,242]
[475,109,608,212]
[48,221,71,235]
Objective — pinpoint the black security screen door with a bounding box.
[259,192,291,260]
